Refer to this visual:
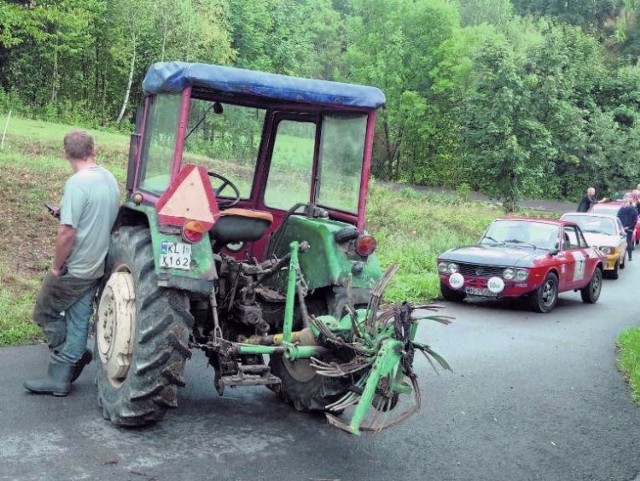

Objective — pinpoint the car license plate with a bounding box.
[465,287,497,297]
[160,241,192,270]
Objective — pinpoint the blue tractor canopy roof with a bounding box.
[143,62,386,109]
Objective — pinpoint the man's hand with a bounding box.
[51,224,76,276]
[50,264,67,277]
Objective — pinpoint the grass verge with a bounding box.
[618,328,640,404]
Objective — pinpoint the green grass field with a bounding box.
[1,115,638,405]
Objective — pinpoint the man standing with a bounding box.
[24,130,120,397]
[617,194,638,262]
[577,187,598,212]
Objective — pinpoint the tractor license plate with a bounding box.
[465,287,497,297]
[159,241,192,270]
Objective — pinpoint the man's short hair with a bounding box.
[63,130,95,160]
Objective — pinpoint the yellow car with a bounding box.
[560,213,627,279]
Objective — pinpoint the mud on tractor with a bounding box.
[96,62,450,435]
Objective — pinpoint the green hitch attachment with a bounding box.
[283,343,329,361]
[275,247,453,436]
[307,265,454,435]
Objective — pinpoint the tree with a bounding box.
[463,37,555,211]
[343,0,463,181]
[456,0,514,28]
[511,0,623,31]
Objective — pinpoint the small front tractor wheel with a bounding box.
[269,355,352,411]
[96,226,193,426]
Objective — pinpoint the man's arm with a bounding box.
[51,224,76,276]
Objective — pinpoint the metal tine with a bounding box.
[363,376,422,432]
[346,304,365,339]
[413,303,446,311]
[310,357,370,375]
[328,395,360,412]
[326,391,360,411]
[309,317,342,342]
[325,372,369,410]
[365,264,399,331]
[375,309,395,326]
[315,364,370,378]
[414,344,453,372]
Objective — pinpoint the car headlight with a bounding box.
[447,262,459,274]
[438,262,448,273]
[599,246,612,255]
[515,269,529,281]
[503,268,515,280]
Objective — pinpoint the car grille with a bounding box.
[458,263,505,277]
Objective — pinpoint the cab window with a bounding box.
[264,120,316,210]
[316,115,367,213]
[183,99,265,200]
[139,94,182,194]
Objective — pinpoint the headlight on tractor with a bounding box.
[503,268,515,280]
[599,246,613,255]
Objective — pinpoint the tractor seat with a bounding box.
[210,208,274,244]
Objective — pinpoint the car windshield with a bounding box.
[562,215,616,235]
[590,204,620,217]
[480,220,560,250]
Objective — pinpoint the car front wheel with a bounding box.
[606,261,619,279]
[529,273,558,313]
[440,281,466,303]
[580,267,602,304]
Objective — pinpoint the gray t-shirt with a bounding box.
[60,165,120,279]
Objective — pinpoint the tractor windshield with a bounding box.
[264,114,367,214]
[138,93,369,216]
[184,98,265,200]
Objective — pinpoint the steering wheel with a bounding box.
[207,171,241,208]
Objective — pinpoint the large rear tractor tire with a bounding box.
[96,226,193,426]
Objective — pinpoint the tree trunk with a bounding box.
[51,35,59,104]
[117,41,136,124]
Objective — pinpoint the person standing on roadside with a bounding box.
[617,194,637,262]
[577,187,599,212]
[24,130,120,397]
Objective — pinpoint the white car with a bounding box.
[560,213,627,279]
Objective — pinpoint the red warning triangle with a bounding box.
[156,164,220,229]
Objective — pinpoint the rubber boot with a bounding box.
[24,360,74,397]
[70,349,93,383]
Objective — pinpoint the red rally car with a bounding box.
[437,217,605,313]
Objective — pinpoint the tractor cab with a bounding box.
[125,62,384,264]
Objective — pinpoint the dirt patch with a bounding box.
[0,165,65,281]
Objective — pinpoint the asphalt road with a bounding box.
[2,265,640,481]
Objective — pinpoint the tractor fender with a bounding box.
[111,202,216,294]
[266,215,382,291]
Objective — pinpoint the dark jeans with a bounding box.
[626,230,634,259]
[32,271,98,363]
